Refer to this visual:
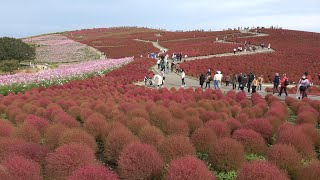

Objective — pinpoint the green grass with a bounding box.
[287,107,297,124]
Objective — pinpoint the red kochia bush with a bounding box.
[118,143,163,179]
[127,117,150,135]
[44,124,69,150]
[236,161,289,180]
[104,127,137,163]
[298,124,320,148]
[0,155,41,180]
[67,164,119,180]
[225,118,242,133]
[45,143,96,180]
[7,142,49,164]
[244,119,273,143]
[138,126,165,147]
[13,123,41,143]
[191,127,218,153]
[296,111,318,125]
[296,160,320,180]
[208,138,245,171]
[267,144,303,179]
[158,135,195,163]
[276,128,316,159]
[166,156,216,180]
[0,120,15,137]
[83,113,108,138]
[24,115,50,135]
[59,129,97,151]
[204,120,231,138]
[232,129,267,155]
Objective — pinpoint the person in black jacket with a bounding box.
[247,72,254,93]
[237,73,243,91]
[199,74,205,88]
[273,73,280,94]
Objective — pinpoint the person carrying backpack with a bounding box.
[279,73,288,97]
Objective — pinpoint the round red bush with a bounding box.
[0,138,26,161]
[267,144,303,179]
[225,118,242,134]
[67,164,118,180]
[236,161,289,180]
[0,120,14,137]
[158,135,195,163]
[191,127,217,153]
[127,117,150,135]
[244,119,273,143]
[44,124,69,150]
[138,126,165,147]
[104,127,137,163]
[296,111,318,125]
[208,138,245,171]
[59,129,97,151]
[166,156,216,180]
[204,120,231,138]
[13,124,41,143]
[296,160,320,180]
[24,115,50,135]
[232,129,267,155]
[276,128,316,159]
[83,113,108,138]
[298,124,320,148]
[164,119,189,136]
[1,155,41,180]
[118,143,163,179]
[45,143,96,180]
[7,142,49,164]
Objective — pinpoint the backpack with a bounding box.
[284,79,289,86]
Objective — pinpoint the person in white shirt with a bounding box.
[181,69,186,87]
[153,74,163,88]
[213,71,223,89]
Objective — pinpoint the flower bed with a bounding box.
[23,34,102,63]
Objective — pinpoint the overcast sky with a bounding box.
[1,0,320,38]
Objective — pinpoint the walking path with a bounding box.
[134,32,320,100]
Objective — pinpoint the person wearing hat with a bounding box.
[299,75,310,99]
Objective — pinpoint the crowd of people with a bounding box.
[233,41,271,55]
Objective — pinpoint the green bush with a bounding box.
[0,37,35,62]
[0,60,19,73]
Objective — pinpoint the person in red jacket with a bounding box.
[278,73,288,97]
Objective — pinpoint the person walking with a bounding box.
[232,74,237,90]
[237,73,243,90]
[252,76,259,93]
[278,73,288,97]
[273,73,280,94]
[258,75,264,92]
[205,73,212,88]
[161,70,165,87]
[199,74,205,88]
[214,71,222,89]
[247,72,254,93]
[299,75,310,99]
[181,69,186,87]
[225,74,231,86]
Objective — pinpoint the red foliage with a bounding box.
[158,135,195,163]
[104,127,137,163]
[244,119,273,143]
[0,155,41,180]
[208,138,245,171]
[0,138,26,161]
[164,119,189,136]
[59,129,97,151]
[138,126,165,147]
[236,161,289,180]
[127,117,150,135]
[296,160,320,180]
[225,118,242,133]
[67,164,119,180]
[24,115,50,135]
[7,142,49,164]
[276,127,316,159]
[118,143,163,179]
[45,143,96,180]
[298,124,320,148]
[204,120,231,138]
[296,111,318,125]
[166,156,216,180]
[44,124,69,150]
[52,111,80,128]
[0,120,15,137]
[83,113,108,138]
[267,144,303,179]
[232,129,267,155]
[191,127,218,153]
[13,123,41,143]
[183,116,203,133]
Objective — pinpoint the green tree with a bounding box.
[0,37,35,62]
